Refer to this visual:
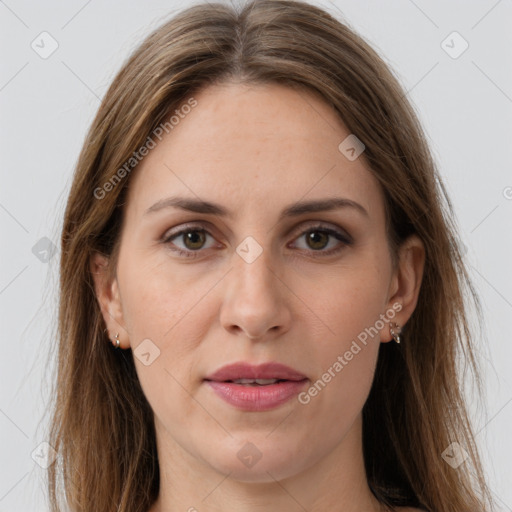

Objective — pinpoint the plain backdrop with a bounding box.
[1,0,511,510]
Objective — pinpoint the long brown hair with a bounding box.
[46,1,495,510]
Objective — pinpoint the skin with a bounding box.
[91,82,425,512]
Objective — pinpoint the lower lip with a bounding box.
[205,379,308,411]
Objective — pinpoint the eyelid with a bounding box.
[288,220,353,243]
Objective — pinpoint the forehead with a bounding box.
[124,82,385,222]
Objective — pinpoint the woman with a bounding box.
[47,0,495,511]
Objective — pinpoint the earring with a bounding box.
[389,322,402,344]
[113,332,120,349]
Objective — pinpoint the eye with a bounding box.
[161,222,352,259]
[290,225,352,256]
[161,225,218,258]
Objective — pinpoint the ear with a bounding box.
[380,234,425,343]
[90,252,128,348]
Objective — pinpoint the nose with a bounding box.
[219,248,292,340]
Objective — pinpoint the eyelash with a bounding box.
[161,222,353,259]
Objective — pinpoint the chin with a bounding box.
[201,436,308,482]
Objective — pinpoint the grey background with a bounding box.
[1,0,511,510]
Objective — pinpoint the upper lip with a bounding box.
[205,362,307,382]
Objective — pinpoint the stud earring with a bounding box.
[113,332,120,349]
[389,322,402,344]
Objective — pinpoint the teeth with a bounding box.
[232,378,280,385]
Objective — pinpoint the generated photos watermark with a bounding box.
[298,302,403,405]
[93,97,198,200]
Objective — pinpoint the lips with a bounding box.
[204,362,307,383]
[204,362,308,411]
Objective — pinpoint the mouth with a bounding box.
[204,362,308,411]
[210,378,298,386]
[204,361,307,382]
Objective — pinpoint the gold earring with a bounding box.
[389,322,402,344]
[113,332,120,348]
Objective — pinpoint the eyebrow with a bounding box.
[144,196,369,220]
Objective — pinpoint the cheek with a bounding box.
[297,346,379,470]
[118,251,200,342]
[299,262,387,422]
[298,304,381,450]
[117,252,216,403]
[319,260,390,343]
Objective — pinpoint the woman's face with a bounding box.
[94,82,420,483]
